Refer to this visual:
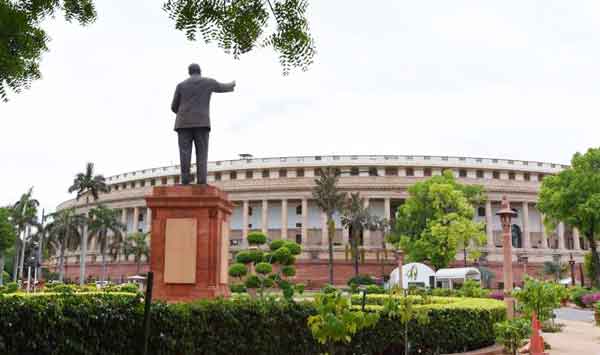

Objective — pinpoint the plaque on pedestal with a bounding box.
[145,185,232,302]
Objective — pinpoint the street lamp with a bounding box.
[496,196,517,319]
[569,253,576,287]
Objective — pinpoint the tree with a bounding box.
[538,147,600,288]
[68,162,108,285]
[10,187,39,281]
[46,208,85,282]
[388,171,486,270]
[513,277,568,323]
[341,193,375,276]
[2,0,315,101]
[307,291,379,355]
[542,261,567,282]
[88,205,125,283]
[164,0,315,74]
[0,0,96,101]
[229,235,302,299]
[312,168,346,285]
[122,232,150,275]
[0,207,17,286]
[382,291,429,355]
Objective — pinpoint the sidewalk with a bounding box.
[543,318,600,354]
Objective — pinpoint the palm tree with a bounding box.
[312,168,346,285]
[68,162,108,285]
[121,232,150,275]
[370,216,390,280]
[46,208,85,282]
[341,193,375,276]
[88,205,125,283]
[11,188,39,281]
[0,207,17,286]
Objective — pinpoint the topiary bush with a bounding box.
[230,283,247,293]
[365,285,385,294]
[0,293,505,355]
[255,262,273,275]
[228,263,248,279]
[0,282,18,294]
[347,274,375,286]
[247,231,267,245]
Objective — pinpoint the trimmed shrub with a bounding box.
[235,251,253,264]
[247,249,265,264]
[431,288,458,297]
[283,241,302,255]
[269,239,285,251]
[365,285,385,294]
[321,284,337,294]
[459,280,490,298]
[272,246,292,264]
[230,283,247,293]
[228,263,248,278]
[245,275,261,289]
[247,232,267,245]
[1,282,18,294]
[295,283,305,295]
[255,262,273,275]
[53,284,76,294]
[281,265,296,277]
[0,293,504,355]
[348,274,375,286]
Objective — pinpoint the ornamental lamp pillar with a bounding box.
[497,196,518,319]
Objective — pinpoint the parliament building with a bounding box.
[54,154,587,287]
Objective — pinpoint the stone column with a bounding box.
[321,212,328,246]
[522,202,530,249]
[574,228,581,250]
[133,207,140,233]
[242,200,249,241]
[281,199,288,240]
[261,199,269,234]
[384,198,391,221]
[540,213,548,249]
[363,198,371,247]
[146,207,152,232]
[301,199,308,245]
[558,222,566,250]
[121,208,128,234]
[486,200,494,248]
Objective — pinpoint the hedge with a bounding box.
[0,293,505,355]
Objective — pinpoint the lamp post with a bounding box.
[497,196,517,319]
[569,253,576,287]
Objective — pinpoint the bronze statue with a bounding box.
[171,63,235,184]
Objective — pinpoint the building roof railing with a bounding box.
[105,154,568,184]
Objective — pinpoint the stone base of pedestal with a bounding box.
[146,184,233,302]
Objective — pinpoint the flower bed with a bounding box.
[0,293,505,355]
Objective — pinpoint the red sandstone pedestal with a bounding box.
[145,185,233,302]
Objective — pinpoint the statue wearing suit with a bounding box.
[171,63,235,185]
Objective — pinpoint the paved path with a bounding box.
[554,307,595,322]
[544,308,600,355]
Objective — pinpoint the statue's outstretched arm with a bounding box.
[214,80,236,93]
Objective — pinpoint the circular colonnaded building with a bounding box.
[54,154,588,288]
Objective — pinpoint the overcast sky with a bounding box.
[2,0,600,214]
